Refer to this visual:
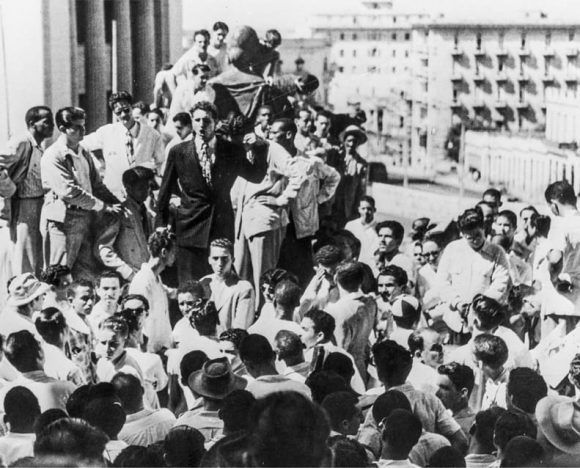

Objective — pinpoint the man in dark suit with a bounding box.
[157,101,268,282]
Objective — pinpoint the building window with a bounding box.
[392,66,396,73]
[405,32,410,40]
[405,50,409,57]
[338,66,344,73]
[340,32,345,40]
[521,32,527,48]
[353,33,358,40]
[570,30,576,41]
[339,49,344,57]
[371,48,378,57]
[353,49,357,57]
[392,33,397,40]
[546,31,552,46]
[399,116,404,128]
[454,32,459,46]
[499,31,504,48]
[476,32,482,50]
[393,16,397,23]
[392,50,396,57]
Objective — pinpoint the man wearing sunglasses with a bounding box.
[82,91,164,199]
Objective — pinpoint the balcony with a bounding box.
[496,71,508,83]
[473,72,486,84]
[474,48,486,59]
[565,73,579,83]
[542,73,556,84]
[543,47,556,58]
[517,73,530,83]
[450,99,463,110]
[566,48,579,58]
[451,46,463,58]
[495,48,509,58]
[518,48,531,57]
[472,100,486,110]
[451,72,463,83]
[516,100,529,110]
[494,100,508,110]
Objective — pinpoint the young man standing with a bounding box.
[168,64,215,125]
[201,238,255,333]
[208,21,229,74]
[41,107,121,280]
[373,220,414,281]
[0,106,54,277]
[345,196,379,268]
[436,362,476,437]
[87,271,123,336]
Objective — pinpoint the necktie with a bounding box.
[199,141,213,187]
[126,130,135,166]
[140,204,150,239]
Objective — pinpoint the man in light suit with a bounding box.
[157,101,267,282]
[95,167,157,281]
[41,107,121,281]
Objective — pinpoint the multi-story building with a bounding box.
[310,0,430,166]
[0,0,182,140]
[545,87,580,146]
[413,13,580,170]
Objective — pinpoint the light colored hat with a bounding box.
[188,356,246,400]
[339,125,367,145]
[536,395,580,455]
[391,295,421,320]
[7,273,51,307]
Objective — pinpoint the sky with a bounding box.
[182,0,580,36]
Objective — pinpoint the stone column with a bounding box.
[131,0,155,103]
[113,0,133,94]
[84,0,107,131]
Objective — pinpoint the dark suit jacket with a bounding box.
[157,138,267,249]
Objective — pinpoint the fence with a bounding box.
[465,131,580,203]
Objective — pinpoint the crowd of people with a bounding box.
[0,19,580,468]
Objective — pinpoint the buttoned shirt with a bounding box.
[83,122,163,198]
[436,238,511,305]
[9,132,44,198]
[119,408,176,447]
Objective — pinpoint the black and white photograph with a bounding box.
[0,0,579,466]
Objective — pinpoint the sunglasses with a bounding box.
[122,307,147,315]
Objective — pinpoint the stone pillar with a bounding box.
[84,0,108,131]
[131,0,155,103]
[113,0,133,94]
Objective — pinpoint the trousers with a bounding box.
[176,245,211,283]
[12,197,44,276]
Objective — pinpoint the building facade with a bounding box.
[414,15,580,168]
[545,87,580,146]
[0,0,182,140]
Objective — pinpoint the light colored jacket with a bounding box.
[287,153,340,239]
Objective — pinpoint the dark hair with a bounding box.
[333,230,362,260]
[507,368,547,414]
[192,63,211,75]
[375,220,404,242]
[177,279,206,299]
[179,350,209,385]
[483,188,502,204]
[34,409,68,438]
[259,268,299,290]
[25,106,52,127]
[545,180,577,206]
[304,308,336,342]
[274,330,303,361]
[111,372,144,414]
[173,112,192,127]
[313,244,344,267]
[327,435,369,467]
[569,353,580,389]
[5,330,42,372]
[472,407,507,453]
[108,91,133,109]
[98,270,123,287]
[428,446,466,468]
[148,227,176,258]
[265,29,282,47]
[114,445,164,467]
[497,210,517,229]
[239,334,274,364]
[500,436,544,468]
[219,329,248,351]
[219,389,256,434]
[147,108,164,122]
[335,262,364,293]
[473,334,508,369]
[272,117,297,135]
[494,410,537,451]
[382,409,422,455]
[372,340,413,386]
[66,385,92,418]
[121,294,149,311]
[55,107,85,129]
[321,391,359,431]
[274,280,302,313]
[322,352,355,384]
[247,392,329,467]
[132,101,149,113]
[213,21,229,32]
[190,100,218,121]
[66,279,94,300]
[99,316,129,340]
[35,307,67,345]
[359,195,376,209]
[82,398,126,440]
[535,215,551,238]
[458,208,485,232]
[306,370,349,404]
[191,300,220,335]
[372,389,412,424]
[209,238,234,260]
[164,426,206,467]
[471,294,505,330]
[520,205,539,217]
[193,29,210,41]
[437,362,475,396]
[4,386,41,431]
[34,418,109,463]
[39,264,70,287]
[378,264,408,287]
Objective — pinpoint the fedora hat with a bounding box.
[188,357,246,400]
[339,125,367,145]
[7,273,51,307]
[536,395,580,454]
